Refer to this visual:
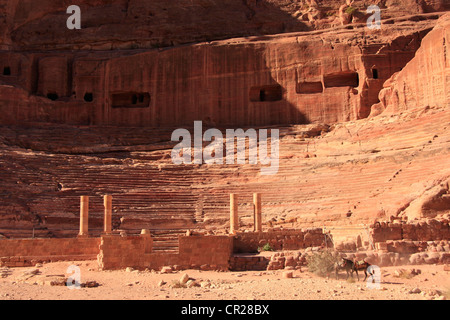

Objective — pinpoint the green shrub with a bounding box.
[345,6,357,15]
[258,243,274,252]
[307,250,339,277]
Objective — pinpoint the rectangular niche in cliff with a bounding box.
[111,92,150,108]
[372,68,379,79]
[296,81,323,94]
[249,85,283,102]
[2,66,11,76]
[323,71,359,88]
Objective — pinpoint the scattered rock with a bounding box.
[180,273,190,285]
[158,280,166,287]
[125,267,134,273]
[23,268,40,276]
[186,280,199,288]
[160,266,173,274]
[82,280,99,288]
[282,271,293,279]
[409,288,421,294]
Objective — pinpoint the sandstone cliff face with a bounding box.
[0,15,441,127]
[0,4,449,239]
[372,12,449,115]
[1,0,448,51]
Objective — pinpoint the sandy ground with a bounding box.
[0,261,449,301]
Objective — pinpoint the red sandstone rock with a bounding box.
[373,12,450,116]
[0,12,443,127]
[0,5,449,241]
[2,0,447,51]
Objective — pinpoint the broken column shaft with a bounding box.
[230,193,239,234]
[103,195,112,234]
[253,193,262,232]
[78,196,89,237]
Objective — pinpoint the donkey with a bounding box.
[336,258,374,281]
[353,260,373,282]
[335,258,356,280]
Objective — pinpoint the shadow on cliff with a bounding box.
[7,0,312,50]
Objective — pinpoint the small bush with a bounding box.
[307,250,339,277]
[258,243,274,252]
[345,6,357,15]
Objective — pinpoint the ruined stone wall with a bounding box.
[370,219,450,243]
[0,237,100,267]
[97,234,160,270]
[233,228,328,253]
[178,235,233,270]
[97,234,233,271]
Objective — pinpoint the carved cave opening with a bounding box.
[372,68,379,79]
[250,85,283,102]
[296,81,324,94]
[323,71,359,88]
[46,92,59,101]
[84,92,94,102]
[2,66,11,76]
[111,92,151,108]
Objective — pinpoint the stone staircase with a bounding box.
[150,229,186,254]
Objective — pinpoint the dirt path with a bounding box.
[0,261,448,301]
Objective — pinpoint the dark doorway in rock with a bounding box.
[84,92,94,102]
[47,93,59,101]
[3,66,11,76]
[111,92,151,108]
[372,68,379,79]
[250,85,283,102]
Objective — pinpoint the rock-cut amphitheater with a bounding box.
[0,0,449,272]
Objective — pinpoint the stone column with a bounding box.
[103,195,112,234]
[253,193,262,232]
[78,196,89,237]
[230,194,238,234]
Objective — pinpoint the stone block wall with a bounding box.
[0,237,100,267]
[97,234,154,270]
[97,234,233,271]
[233,228,329,253]
[382,240,450,254]
[230,255,271,271]
[370,222,403,243]
[178,235,233,270]
[370,219,450,243]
